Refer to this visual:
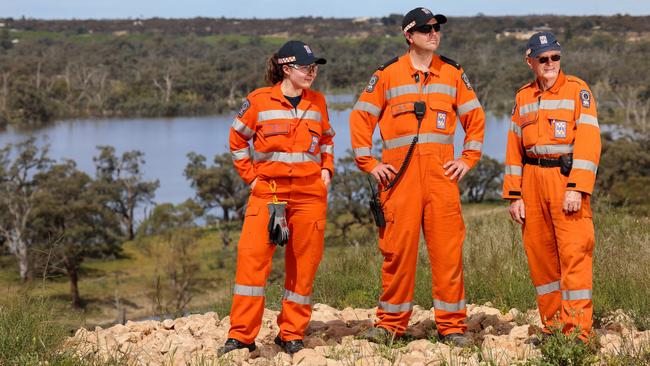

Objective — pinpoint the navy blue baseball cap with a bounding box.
[277,40,327,66]
[402,7,447,32]
[526,31,562,58]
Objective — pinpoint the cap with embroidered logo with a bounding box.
[526,31,562,58]
[277,40,327,66]
[402,7,447,32]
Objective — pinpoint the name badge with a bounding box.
[554,120,567,138]
[436,112,447,129]
[308,135,319,153]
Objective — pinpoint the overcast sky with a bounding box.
[2,0,649,19]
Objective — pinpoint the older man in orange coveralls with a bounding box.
[503,31,601,343]
[349,7,485,347]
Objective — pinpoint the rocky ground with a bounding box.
[68,303,650,365]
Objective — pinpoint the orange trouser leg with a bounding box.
[277,178,327,340]
[522,166,562,330]
[228,176,327,344]
[422,154,467,336]
[228,193,277,344]
[523,166,594,339]
[549,179,594,339]
[375,156,424,335]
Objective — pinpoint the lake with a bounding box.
[0,107,509,211]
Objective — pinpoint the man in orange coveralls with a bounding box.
[503,31,601,344]
[349,7,485,346]
[221,40,334,355]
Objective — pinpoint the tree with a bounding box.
[0,138,51,281]
[31,161,121,308]
[459,156,504,203]
[93,146,159,240]
[184,152,248,221]
[137,200,202,315]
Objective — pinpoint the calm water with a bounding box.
[0,108,509,207]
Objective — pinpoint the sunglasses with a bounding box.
[537,54,561,64]
[414,23,441,34]
[288,63,318,73]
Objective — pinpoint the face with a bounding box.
[526,50,561,82]
[283,63,318,89]
[406,20,441,52]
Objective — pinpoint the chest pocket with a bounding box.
[257,121,293,152]
[427,101,455,134]
[520,115,538,149]
[545,110,576,143]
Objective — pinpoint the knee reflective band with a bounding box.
[378,301,413,313]
[283,289,311,305]
[433,299,466,313]
[234,284,265,297]
[536,281,561,296]
[562,289,592,301]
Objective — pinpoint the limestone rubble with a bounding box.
[67,303,650,365]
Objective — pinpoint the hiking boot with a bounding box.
[274,335,304,354]
[439,332,471,347]
[218,338,256,356]
[358,326,394,344]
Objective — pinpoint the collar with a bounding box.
[532,69,567,95]
[402,51,441,79]
[270,82,312,111]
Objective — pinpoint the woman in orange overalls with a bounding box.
[220,40,334,355]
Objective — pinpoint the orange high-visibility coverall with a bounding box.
[349,53,485,336]
[503,70,600,340]
[228,82,334,343]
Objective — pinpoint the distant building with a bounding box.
[0,23,5,28]
[353,17,371,24]
[113,30,129,37]
[497,25,553,40]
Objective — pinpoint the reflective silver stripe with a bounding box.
[536,281,560,296]
[464,140,483,151]
[386,84,419,100]
[354,147,372,157]
[258,110,294,122]
[540,99,575,111]
[383,132,453,150]
[378,300,413,313]
[254,152,321,164]
[433,299,466,312]
[232,118,255,139]
[578,114,599,128]
[231,147,250,161]
[510,122,522,137]
[572,159,598,174]
[353,101,381,117]
[234,284,265,297]
[320,144,334,155]
[258,109,322,122]
[301,110,322,122]
[527,144,574,155]
[505,165,522,176]
[457,99,481,116]
[519,102,539,116]
[323,128,335,136]
[423,83,457,98]
[562,289,592,301]
[283,289,311,305]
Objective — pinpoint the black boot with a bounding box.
[274,335,304,354]
[218,338,256,356]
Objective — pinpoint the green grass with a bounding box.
[0,204,649,365]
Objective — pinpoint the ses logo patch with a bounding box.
[553,120,567,138]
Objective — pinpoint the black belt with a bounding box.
[523,156,561,167]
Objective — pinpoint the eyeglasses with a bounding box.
[413,23,440,34]
[537,54,561,64]
[288,64,318,74]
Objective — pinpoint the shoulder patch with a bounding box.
[237,99,251,118]
[440,55,461,70]
[461,73,473,90]
[365,74,379,93]
[378,56,399,71]
[579,89,591,108]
